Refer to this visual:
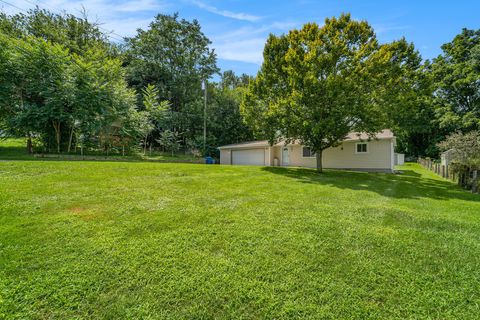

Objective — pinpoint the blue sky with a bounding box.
[2,0,479,78]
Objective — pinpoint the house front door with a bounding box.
[282,147,289,166]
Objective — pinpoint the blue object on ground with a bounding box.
[205,156,215,164]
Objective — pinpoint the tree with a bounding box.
[439,131,480,167]
[205,71,254,156]
[431,29,480,132]
[72,47,137,154]
[0,34,73,153]
[0,32,136,154]
[139,84,169,154]
[438,131,480,191]
[157,130,181,156]
[0,9,128,154]
[0,8,111,55]
[242,14,408,172]
[125,13,218,145]
[376,41,441,158]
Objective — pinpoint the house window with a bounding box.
[356,143,368,153]
[302,147,316,157]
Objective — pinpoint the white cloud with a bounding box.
[372,23,411,35]
[191,0,260,22]
[1,0,297,66]
[215,37,266,64]
[211,21,299,64]
[37,0,165,15]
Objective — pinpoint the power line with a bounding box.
[27,0,126,42]
[4,0,127,43]
[0,0,29,13]
[0,0,120,70]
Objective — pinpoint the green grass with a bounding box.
[1,150,480,318]
[0,138,33,160]
[0,138,200,163]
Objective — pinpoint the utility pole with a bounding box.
[202,79,207,154]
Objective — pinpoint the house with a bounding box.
[218,129,396,173]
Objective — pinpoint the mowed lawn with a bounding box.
[1,153,480,318]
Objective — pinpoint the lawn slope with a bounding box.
[1,159,479,319]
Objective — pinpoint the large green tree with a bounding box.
[125,13,218,145]
[0,8,111,55]
[0,9,136,154]
[431,28,480,132]
[377,41,441,157]
[242,14,415,172]
[0,34,72,153]
[139,84,169,154]
[0,34,136,153]
[205,71,254,156]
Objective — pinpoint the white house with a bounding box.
[218,129,396,173]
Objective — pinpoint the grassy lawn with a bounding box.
[0,138,201,163]
[1,150,480,318]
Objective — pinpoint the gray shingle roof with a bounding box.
[218,129,394,149]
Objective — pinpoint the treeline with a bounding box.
[0,9,478,159]
[0,9,253,156]
[241,16,479,161]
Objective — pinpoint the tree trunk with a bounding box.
[315,150,323,173]
[472,170,478,193]
[26,133,33,154]
[67,125,75,153]
[144,135,148,155]
[52,121,61,154]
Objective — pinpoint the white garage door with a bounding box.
[232,149,265,166]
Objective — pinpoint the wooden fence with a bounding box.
[418,158,452,179]
[418,157,478,193]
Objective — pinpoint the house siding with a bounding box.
[220,138,394,172]
[220,149,231,165]
[288,139,393,171]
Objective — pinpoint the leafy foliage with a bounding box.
[138,84,169,154]
[431,29,480,132]
[0,33,136,153]
[242,14,414,171]
[157,129,182,156]
[438,131,480,168]
[125,13,219,147]
[0,8,111,55]
[203,71,254,156]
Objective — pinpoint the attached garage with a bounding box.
[218,141,271,166]
[232,149,265,166]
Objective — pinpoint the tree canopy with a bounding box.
[431,28,480,132]
[0,8,479,162]
[242,14,421,171]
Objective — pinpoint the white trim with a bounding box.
[390,141,395,171]
[355,142,369,154]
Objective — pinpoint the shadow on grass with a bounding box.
[0,144,34,160]
[262,166,479,202]
[0,141,202,164]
